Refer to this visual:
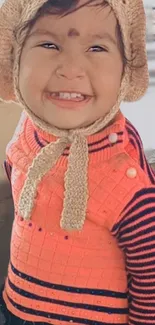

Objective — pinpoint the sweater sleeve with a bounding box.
[112,187,155,325]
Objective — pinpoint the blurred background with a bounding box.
[122,0,155,161]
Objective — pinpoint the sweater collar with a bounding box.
[26,111,128,166]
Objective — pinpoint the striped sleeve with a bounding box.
[125,119,155,186]
[112,187,155,325]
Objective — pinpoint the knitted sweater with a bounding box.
[3,111,155,325]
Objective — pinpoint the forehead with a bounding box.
[30,4,117,39]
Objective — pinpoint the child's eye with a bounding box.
[39,43,59,50]
[88,46,108,52]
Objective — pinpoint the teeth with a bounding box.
[70,93,83,99]
[51,92,85,100]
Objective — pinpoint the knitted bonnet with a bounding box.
[0,0,149,231]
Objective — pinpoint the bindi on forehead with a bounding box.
[67,28,80,38]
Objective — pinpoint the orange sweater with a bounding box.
[3,112,155,325]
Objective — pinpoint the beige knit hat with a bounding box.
[0,0,149,231]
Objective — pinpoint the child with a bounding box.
[0,0,154,324]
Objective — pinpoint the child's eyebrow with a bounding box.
[28,29,59,40]
[28,28,81,40]
[89,32,117,46]
[27,29,117,46]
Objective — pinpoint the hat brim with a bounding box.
[0,0,149,103]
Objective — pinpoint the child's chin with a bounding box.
[50,120,92,130]
[34,109,95,130]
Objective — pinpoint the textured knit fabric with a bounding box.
[2,112,155,325]
[0,0,149,234]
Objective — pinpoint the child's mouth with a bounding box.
[46,91,92,110]
[50,92,86,101]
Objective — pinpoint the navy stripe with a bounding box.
[125,235,155,249]
[34,130,123,155]
[7,294,128,325]
[134,301,155,307]
[122,197,155,221]
[117,208,155,238]
[127,243,155,255]
[130,320,148,325]
[84,140,123,154]
[126,119,140,138]
[122,188,155,215]
[127,127,144,170]
[8,278,128,315]
[11,263,127,299]
[128,250,155,261]
[89,135,109,147]
[112,188,155,234]
[125,120,143,143]
[130,138,136,149]
[126,125,144,170]
[127,258,155,269]
[34,131,45,148]
[88,132,123,147]
[130,292,155,301]
[34,131,123,148]
[63,141,123,156]
[126,119,155,184]
[118,224,155,245]
[131,304,155,315]
[133,278,155,288]
[130,310,155,321]
[118,212,155,239]
[144,156,155,185]
[134,274,155,280]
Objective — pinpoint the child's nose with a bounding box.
[56,60,85,80]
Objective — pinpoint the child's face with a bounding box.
[19,0,123,130]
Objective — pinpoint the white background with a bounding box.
[121,0,155,151]
[121,43,155,151]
